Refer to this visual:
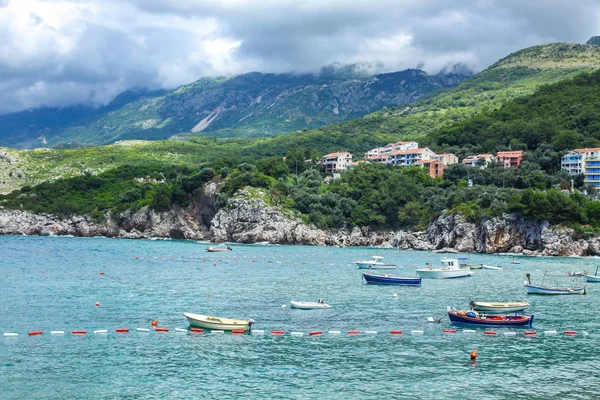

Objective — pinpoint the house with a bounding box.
[414,159,446,178]
[461,154,496,168]
[321,152,353,174]
[387,147,437,167]
[433,153,459,166]
[561,148,600,187]
[365,141,419,163]
[496,151,524,168]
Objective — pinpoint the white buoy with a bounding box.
[463,329,476,334]
[583,332,589,336]
[252,330,265,334]
[328,330,341,334]
[393,293,398,297]
[544,330,557,335]
[211,330,225,334]
[365,330,377,334]
[3,333,18,337]
[50,331,65,335]
[291,332,304,336]
[136,328,150,332]
[281,304,287,308]
[411,330,424,335]
[175,328,187,333]
[94,330,108,334]
[427,317,435,323]
[504,332,517,336]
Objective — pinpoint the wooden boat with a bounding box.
[416,258,472,279]
[482,264,503,270]
[184,313,253,331]
[525,273,586,295]
[467,264,483,270]
[362,272,421,286]
[458,257,482,269]
[290,300,331,309]
[470,301,530,313]
[206,244,232,252]
[448,310,534,328]
[355,256,396,270]
[585,266,600,283]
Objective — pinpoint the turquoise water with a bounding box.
[1,235,599,399]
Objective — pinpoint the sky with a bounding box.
[0,0,598,115]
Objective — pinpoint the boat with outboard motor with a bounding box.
[355,256,396,270]
[482,264,503,270]
[470,301,530,313]
[362,272,421,286]
[206,244,232,252]
[525,272,586,295]
[416,258,472,279]
[458,257,482,269]
[290,300,331,309]
[448,309,534,328]
[184,312,253,331]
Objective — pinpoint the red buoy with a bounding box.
[347,330,360,335]
[72,330,87,335]
[116,328,129,333]
[564,330,577,335]
[190,328,204,333]
[155,327,168,332]
[231,329,245,334]
[484,331,497,335]
[271,330,285,335]
[443,329,457,333]
[309,331,322,336]
[390,330,403,335]
[524,331,537,335]
[28,331,43,336]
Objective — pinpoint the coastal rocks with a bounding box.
[540,226,588,256]
[426,213,476,252]
[394,231,433,250]
[475,214,544,253]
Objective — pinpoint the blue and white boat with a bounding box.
[362,272,421,286]
[355,256,396,270]
[525,272,586,295]
[585,266,600,283]
[448,310,534,328]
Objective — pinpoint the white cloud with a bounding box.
[0,0,598,114]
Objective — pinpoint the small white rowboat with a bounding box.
[471,301,530,313]
[184,313,252,331]
[290,301,331,310]
[482,264,503,270]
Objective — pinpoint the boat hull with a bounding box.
[472,302,529,313]
[415,268,472,279]
[362,273,421,286]
[356,262,396,269]
[525,284,586,295]
[448,312,533,328]
[206,248,231,253]
[585,275,600,283]
[184,313,251,331]
[290,301,331,310]
[482,265,503,270]
[465,264,483,270]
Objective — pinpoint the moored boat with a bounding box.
[355,256,396,270]
[362,272,421,286]
[585,266,600,283]
[448,310,534,328]
[470,301,529,313]
[510,258,520,264]
[290,300,331,309]
[482,264,503,270]
[458,257,482,269]
[206,244,232,252]
[184,313,253,331]
[525,273,586,295]
[416,258,472,279]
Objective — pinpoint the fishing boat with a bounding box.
[585,266,600,283]
[458,257,482,269]
[290,300,331,309]
[470,301,530,313]
[362,272,421,286]
[206,244,232,252]
[355,256,396,270]
[415,258,472,279]
[448,310,534,328]
[524,273,586,295]
[184,313,253,331]
[482,264,503,270]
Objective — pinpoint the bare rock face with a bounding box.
[426,213,476,252]
[475,214,544,253]
[541,226,589,256]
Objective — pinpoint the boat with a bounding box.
[415,258,472,279]
[458,257,482,269]
[355,256,396,269]
[448,310,534,328]
[362,272,421,286]
[510,258,520,264]
[524,272,586,295]
[184,312,253,331]
[206,244,232,252]
[255,241,270,246]
[470,301,530,313]
[290,300,331,309]
[482,264,503,270]
[585,266,600,283]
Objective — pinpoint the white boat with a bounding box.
[482,264,503,270]
[206,244,232,252]
[184,312,253,331]
[470,301,530,313]
[585,266,600,282]
[524,273,586,295]
[355,256,396,269]
[416,258,472,279]
[290,300,331,309]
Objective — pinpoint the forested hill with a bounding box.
[0,67,468,149]
[430,69,600,153]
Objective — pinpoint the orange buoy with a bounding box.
[231,329,245,334]
[151,320,158,326]
[100,271,105,275]
[390,330,403,335]
[470,349,477,360]
[72,330,87,335]
[28,331,43,336]
[95,302,100,307]
[155,327,168,332]
[190,328,204,333]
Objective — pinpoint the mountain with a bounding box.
[587,36,600,45]
[0,67,469,149]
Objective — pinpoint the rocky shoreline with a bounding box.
[1,194,599,256]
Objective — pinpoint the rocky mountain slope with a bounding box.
[0,67,468,149]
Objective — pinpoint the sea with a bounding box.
[1,235,599,399]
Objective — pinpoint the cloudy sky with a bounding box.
[0,0,598,114]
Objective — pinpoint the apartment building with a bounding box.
[321,152,353,174]
[561,148,600,187]
[496,151,524,168]
[461,154,496,168]
[387,147,437,167]
[365,141,418,163]
[414,159,446,178]
[433,153,459,166]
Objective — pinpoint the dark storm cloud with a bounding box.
[0,0,598,114]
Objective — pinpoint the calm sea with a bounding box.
[1,235,599,399]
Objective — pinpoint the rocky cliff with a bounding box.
[2,195,600,256]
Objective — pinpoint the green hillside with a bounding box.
[0,68,467,149]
